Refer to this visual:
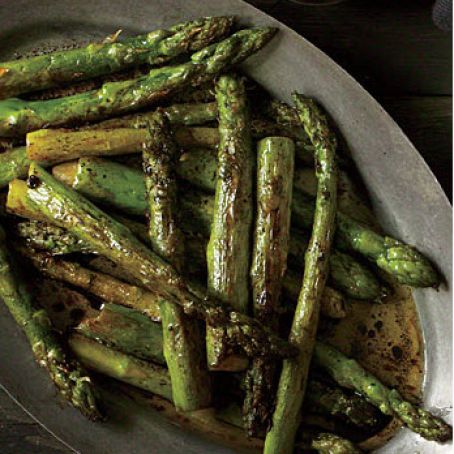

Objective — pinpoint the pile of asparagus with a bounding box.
[0,16,450,453]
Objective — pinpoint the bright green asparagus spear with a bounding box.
[264,95,338,454]
[143,113,211,411]
[50,159,383,301]
[0,225,101,419]
[313,342,452,442]
[77,303,165,364]
[0,27,276,137]
[0,17,233,99]
[23,164,298,360]
[244,137,295,435]
[206,74,254,371]
[293,190,439,287]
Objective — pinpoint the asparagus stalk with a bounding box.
[0,225,101,419]
[20,247,161,321]
[143,113,211,411]
[51,157,384,301]
[314,342,452,442]
[23,163,297,360]
[92,101,218,129]
[69,334,172,400]
[244,137,295,434]
[0,27,277,136]
[205,74,254,371]
[77,303,165,364]
[264,95,338,454]
[0,17,233,99]
[25,119,310,169]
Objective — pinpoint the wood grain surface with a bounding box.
[1,1,451,452]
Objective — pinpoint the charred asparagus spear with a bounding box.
[22,163,297,360]
[244,137,295,434]
[205,74,254,371]
[20,247,161,321]
[50,158,384,301]
[0,17,233,99]
[0,225,101,419]
[0,27,277,136]
[143,113,211,411]
[265,95,338,454]
[314,342,452,442]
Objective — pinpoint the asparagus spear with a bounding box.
[0,225,101,419]
[69,334,172,400]
[244,137,295,434]
[25,119,310,169]
[143,113,211,411]
[314,342,452,442]
[205,74,254,371]
[264,95,338,454]
[292,188,439,287]
[0,27,277,137]
[91,102,218,129]
[20,247,161,321]
[77,303,165,364]
[23,163,297,360]
[0,17,233,99]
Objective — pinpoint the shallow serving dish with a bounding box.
[0,0,452,452]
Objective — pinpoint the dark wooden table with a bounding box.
[1,1,451,452]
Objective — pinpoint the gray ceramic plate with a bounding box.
[0,0,452,452]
